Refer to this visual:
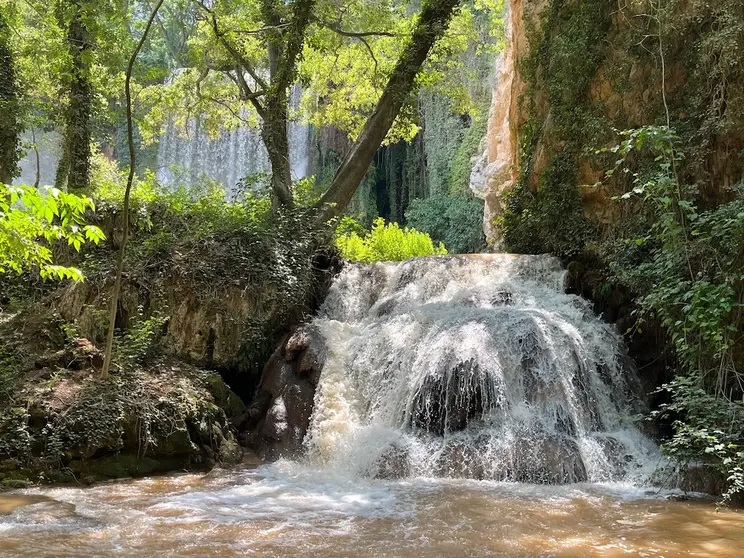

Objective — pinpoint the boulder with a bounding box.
[242,325,326,459]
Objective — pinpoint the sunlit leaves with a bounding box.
[0,183,105,280]
[139,0,504,146]
[336,217,447,262]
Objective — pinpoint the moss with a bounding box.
[204,373,247,420]
[502,150,595,258]
[1,478,33,489]
[502,0,613,258]
[0,356,245,487]
[68,455,161,479]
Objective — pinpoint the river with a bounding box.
[4,255,742,556]
[1,461,743,557]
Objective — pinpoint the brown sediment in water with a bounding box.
[1,466,743,557]
[0,495,51,515]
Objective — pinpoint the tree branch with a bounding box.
[322,22,396,39]
[314,0,462,223]
[194,67,259,125]
[191,0,268,91]
[267,0,316,95]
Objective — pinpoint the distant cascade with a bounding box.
[156,84,310,195]
[303,254,660,484]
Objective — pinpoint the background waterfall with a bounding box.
[156,84,310,196]
[303,254,661,484]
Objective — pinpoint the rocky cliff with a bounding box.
[473,0,744,249]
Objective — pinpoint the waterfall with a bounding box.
[302,254,660,484]
[13,130,62,187]
[156,84,311,196]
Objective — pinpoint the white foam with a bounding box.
[304,255,665,484]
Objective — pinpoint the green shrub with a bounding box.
[115,309,167,369]
[0,184,105,280]
[605,126,744,503]
[336,217,447,262]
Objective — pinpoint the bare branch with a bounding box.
[322,22,396,39]
[190,0,268,91]
[233,23,292,35]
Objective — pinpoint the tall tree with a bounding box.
[0,7,21,185]
[143,0,482,213]
[55,0,93,191]
[315,0,462,222]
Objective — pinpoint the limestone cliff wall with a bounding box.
[474,0,744,248]
[470,0,545,247]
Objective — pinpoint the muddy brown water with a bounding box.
[1,462,743,557]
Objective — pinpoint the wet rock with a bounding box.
[261,362,294,398]
[217,432,243,465]
[285,329,310,358]
[372,444,410,479]
[513,436,587,484]
[436,440,486,479]
[409,359,493,435]
[245,325,325,460]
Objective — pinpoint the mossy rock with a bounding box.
[204,373,247,420]
[1,478,33,489]
[66,454,187,481]
[218,432,243,466]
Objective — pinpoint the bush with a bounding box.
[405,195,486,253]
[0,184,105,280]
[336,217,447,262]
[605,126,744,502]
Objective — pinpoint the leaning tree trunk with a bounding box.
[314,0,461,223]
[57,1,93,191]
[0,9,21,185]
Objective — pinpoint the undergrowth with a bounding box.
[336,217,447,262]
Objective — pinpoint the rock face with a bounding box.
[469,0,519,247]
[52,279,271,371]
[240,326,325,460]
[470,0,549,247]
[0,354,244,487]
[475,0,744,246]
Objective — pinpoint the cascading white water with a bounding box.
[156,84,310,195]
[303,254,661,484]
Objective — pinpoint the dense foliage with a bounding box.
[0,184,104,280]
[603,126,744,502]
[336,217,447,262]
[405,194,486,253]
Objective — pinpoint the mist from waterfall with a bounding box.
[303,254,662,484]
[156,84,310,196]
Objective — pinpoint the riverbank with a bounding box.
[0,346,245,488]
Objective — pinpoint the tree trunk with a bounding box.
[54,146,71,189]
[262,109,294,206]
[260,0,315,207]
[0,9,20,185]
[101,0,166,379]
[57,1,92,191]
[314,0,461,223]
